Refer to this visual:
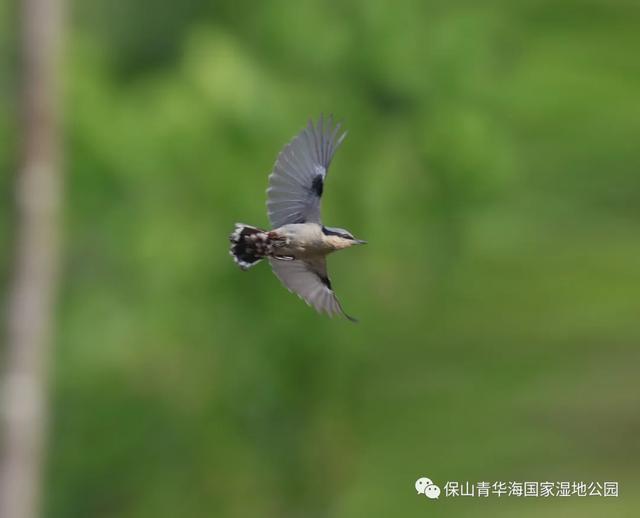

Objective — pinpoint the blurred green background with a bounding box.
[2,0,640,516]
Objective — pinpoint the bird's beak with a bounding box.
[354,239,367,245]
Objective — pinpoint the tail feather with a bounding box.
[229,224,269,270]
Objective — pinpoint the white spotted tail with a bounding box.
[229,224,272,270]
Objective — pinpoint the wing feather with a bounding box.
[267,115,347,228]
[269,258,356,321]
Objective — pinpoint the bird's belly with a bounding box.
[272,224,327,258]
[278,240,327,259]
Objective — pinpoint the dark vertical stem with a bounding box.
[0,0,64,517]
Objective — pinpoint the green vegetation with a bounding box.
[1,0,639,516]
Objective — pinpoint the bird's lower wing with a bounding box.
[269,257,356,321]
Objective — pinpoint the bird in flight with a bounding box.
[229,115,366,321]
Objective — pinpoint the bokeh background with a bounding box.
[1,0,640,516]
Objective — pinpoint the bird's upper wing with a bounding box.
[267,115,347,228]
[269,257,356,321]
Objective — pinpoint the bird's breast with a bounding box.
[273,224,328,258]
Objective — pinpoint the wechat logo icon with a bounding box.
[415,476,441,500]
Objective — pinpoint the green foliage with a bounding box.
[1,0,639,516]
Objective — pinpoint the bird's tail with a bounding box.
[229,223,270,270]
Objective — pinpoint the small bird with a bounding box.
[229,115,366,321]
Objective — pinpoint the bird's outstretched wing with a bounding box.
[267,115,347,228]
[269,257,356,321]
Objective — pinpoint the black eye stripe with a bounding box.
[322,226,353,239]
[322,226,339,236]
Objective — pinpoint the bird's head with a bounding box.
[322,226,367,249]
